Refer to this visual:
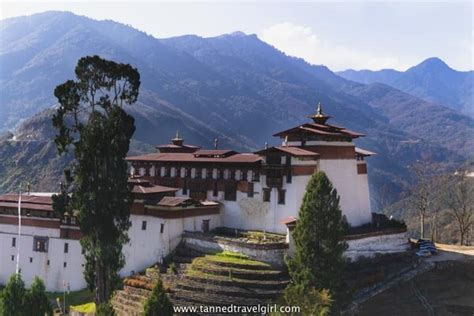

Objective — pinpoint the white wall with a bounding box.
[319,159,372,227]
[0,213,220,291]
[0,232,85,291]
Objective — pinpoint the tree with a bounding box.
[286,171,348,298]
[142,279,173,316]
[444,173,473,245]
[25,277,52,316]
[96,303,115,316]
[1,274,26,316]
[409,161,436,239]
[51,55,140,304]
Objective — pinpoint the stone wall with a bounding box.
[182,232,288,267]
[345,231,410,261]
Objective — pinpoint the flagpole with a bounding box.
[15,184,22,275]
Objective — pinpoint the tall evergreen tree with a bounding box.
[286,171,348,296]
[52,55,140,304]
[1,274,27,316]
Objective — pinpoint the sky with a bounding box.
[1,1,472,71]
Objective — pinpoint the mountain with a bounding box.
[338,58,474,116]
[1,11,473,210]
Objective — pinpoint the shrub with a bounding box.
[1,273,27,316]
[96,303,115,316]
[142,279,173,316]
[25,277,53,316]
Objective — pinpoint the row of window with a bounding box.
[184,186,286,204]
[10,255,69,268]
[10,237,69,254]
[152,167,260,182]
[141,221,165,233]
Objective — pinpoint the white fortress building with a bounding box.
[0,105,382,291]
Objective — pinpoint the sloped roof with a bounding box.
[255,146,320,158]
[127,152,262,164]
[132,184,178,194]
[355,147,377,157]
[274,122,364,139]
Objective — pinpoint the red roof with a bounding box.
[127,152,262,164]
[156,144,200,149]
[281,216,298,225]
[274,122,364,139]
[255,146,320,158]
[193,149,237,157]
[0,194,53,206]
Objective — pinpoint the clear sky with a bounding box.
[1,1,472,71]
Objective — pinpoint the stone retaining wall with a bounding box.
[345,231,410,261]
[182,231,288,267]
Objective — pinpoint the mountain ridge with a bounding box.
[0,11,472,209]
[338,58,473,116]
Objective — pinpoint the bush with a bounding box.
[275,285,331,316]
[96,303,115,316]
[1,273,27,316]
[142,279,173,316]
[26,277,52,316]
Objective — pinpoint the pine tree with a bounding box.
[1,274,27,316]
[286,171,348,296]
[142,279,173,316]
[52,55,140,304]
[25,277,52,316]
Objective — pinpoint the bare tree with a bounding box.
[409,161,436,239]
[444,173,473,246]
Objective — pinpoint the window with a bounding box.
[47,260,50,266]
[160,223,164,234]
[206,168,213,179]
[213,181,218,197]
[64,243,69,254]
[165,167,171,177]
[29,257,33,263]
[202,219,210,233]
[230,170,236,180]
[252,170,260,182]
[224,186,237,201]
[33,237,48,253]
[11,255,14,261]
[141,221,147,230]
[185,168,191,178]
[263,188,271,202]
[64,262,67,268]
[12,237,16,248]
[247,182,254,198]
[195,168,202,179]
[218,169,224,179]
[278,189,286,205]
[183,180,188,195]
[71,217,77,225]
[241,170,248,181]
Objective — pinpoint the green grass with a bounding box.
[47,288,94,310]
[205,251,270,267]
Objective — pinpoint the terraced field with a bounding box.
[169,248,289,308]
[110,245,289,315]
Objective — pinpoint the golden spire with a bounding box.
[308,101,331,124]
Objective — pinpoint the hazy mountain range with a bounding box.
[338,58,473,116]
[0,11,472,211]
